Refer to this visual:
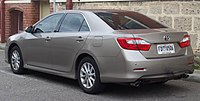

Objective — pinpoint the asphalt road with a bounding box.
[0,50,200,101]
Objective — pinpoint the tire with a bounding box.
[77,57,104,94]
[9,46,26,74]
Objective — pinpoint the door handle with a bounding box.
[45,36,51,41]
[76,36,84,42]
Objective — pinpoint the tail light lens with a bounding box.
[117,38,151,51]
[179,35,190,48]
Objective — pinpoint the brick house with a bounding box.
[0,0,55,43]
[0,0,200,51]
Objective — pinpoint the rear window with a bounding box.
[95,12,166,30]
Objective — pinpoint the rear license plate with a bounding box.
[157,44,175,54]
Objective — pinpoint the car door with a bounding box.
[23,13,65,68]
[48,13,90,72]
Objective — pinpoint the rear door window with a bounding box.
[59,13,85,32]
[79,20,90,31]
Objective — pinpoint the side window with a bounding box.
[34,13,64,33]
[59,13,85,32]
[80,20,90,31]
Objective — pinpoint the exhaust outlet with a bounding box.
[130,81,141,87]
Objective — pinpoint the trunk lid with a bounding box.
[116,28,188,59]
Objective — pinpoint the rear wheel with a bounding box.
[9,46,25,74]
[77,57,104,94]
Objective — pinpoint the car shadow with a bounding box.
[25,69,79,87]
[17,69,191,99]
[101,83,189,99]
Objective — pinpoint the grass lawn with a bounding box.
[194,65,200,70]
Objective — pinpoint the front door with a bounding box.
[23,13,65,68]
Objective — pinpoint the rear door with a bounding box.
[48,13,90,72]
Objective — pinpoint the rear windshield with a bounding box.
[95,12,166,30]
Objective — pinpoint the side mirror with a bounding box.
[25,26,34,33]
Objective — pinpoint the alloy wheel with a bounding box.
[80,62,96,89]
[11,50,21,71]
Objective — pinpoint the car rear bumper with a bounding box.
[135,71,191,84]
[99,49,194,83]
[102,70,192,83]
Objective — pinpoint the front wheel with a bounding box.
[77,57,104,94]
[9,46,26,74]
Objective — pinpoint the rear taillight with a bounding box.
[179,35,190,48]
[117,38,151,51]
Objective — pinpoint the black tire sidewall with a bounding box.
[77,57,103,94]
[9,46,24,74]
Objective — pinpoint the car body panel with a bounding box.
[116,29,187,58]
[100,47,194,82]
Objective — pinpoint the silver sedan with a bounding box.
[5,10,194,94]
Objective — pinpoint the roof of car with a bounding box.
[82,9,133,12]
[54,9,137,14]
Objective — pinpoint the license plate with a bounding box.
[157,44,175,54]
